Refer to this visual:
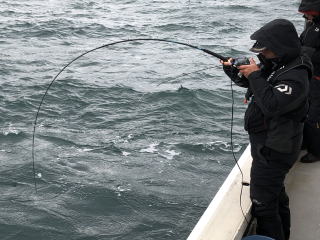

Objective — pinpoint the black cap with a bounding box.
[250,41,267,53]
[299,0,320,12]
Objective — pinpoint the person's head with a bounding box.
[249,19,301,62]
[299,0,320,23]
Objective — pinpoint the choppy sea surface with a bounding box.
[0,1,304,239]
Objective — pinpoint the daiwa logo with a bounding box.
[275,84,292,95]
[315,27,320,32]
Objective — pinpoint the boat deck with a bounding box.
[286,160,320,240]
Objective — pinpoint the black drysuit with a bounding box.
[299,0,320,157]
[223,19,312,240]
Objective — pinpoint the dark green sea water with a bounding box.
[0,1,304,239]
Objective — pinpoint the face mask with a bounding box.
[258,54,273,70]
[314,15,320,24]
[258,54,281,71]
[303,14,320,24]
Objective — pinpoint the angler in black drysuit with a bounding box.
[221,19,312,240]
[298,0,320,163]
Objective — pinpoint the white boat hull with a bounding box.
[187,145,252,240]
[187,144,320,240]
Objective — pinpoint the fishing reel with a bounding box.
[231,57,250,67]
[231,57,251,78]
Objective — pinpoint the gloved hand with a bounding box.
[220,58,250,88]
[221,59,239,79]
[301,24,320,48]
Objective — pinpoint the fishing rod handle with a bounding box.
[201,48,229,61]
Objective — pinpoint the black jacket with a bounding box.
[224,19,312,153]
[300,20,320,77]
[299,14,320,122]
[308,76,320,122]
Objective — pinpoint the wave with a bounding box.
[155,23,197,32]
[3,19,118,39]
[176,140,242,153]
[0,126,27,142]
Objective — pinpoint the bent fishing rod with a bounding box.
[32,39,250,216]
[31,38,229,190]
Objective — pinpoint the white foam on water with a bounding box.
[122,151,130,156]
[79,148,94,152]
[162,149,181,160]
[2,123,20,135]
[139,143,159,153]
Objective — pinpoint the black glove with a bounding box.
[222,64,239,79]
[300,24,320,48]
[222,64,250,88]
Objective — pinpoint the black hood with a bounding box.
[299,0,320,12]
[250,19,301,63]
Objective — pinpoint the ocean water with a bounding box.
[0,1,304,239]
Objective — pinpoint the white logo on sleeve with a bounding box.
[274,84,292,95]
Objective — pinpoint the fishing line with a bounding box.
[230,78,249,224]
[31,38,228,192]
[31,38,249,225]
